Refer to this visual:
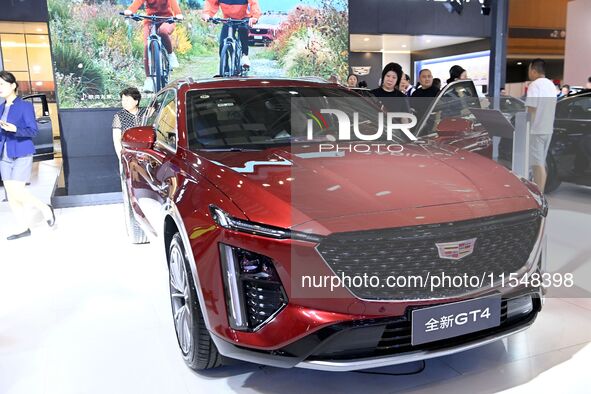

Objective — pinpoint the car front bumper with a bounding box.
[210,290,542,371]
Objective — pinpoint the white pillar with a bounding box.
[512,112,531,179]
[564,0,591,86]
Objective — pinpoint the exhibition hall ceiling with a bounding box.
[350,34,482,53]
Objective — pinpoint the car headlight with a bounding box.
[519,177,548,217]
[209,205,323,243]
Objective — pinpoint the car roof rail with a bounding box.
[171,77,195,88]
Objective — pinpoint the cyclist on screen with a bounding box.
[124,0,184,93]
[201,0,261,69]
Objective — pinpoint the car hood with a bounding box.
[193,143,537,233]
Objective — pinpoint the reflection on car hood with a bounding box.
[193,144,537,233]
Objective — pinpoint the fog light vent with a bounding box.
[506,295,533,321]
[219,244,287,331]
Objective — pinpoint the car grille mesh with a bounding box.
[316,210,541,300]
[308,296,541,360]
[244,280,286,329]
[376,301,509,353]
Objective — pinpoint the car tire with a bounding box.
[121,180,149,244]
[545,154,561,193]
[168,233,222,370]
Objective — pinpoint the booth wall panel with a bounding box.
[350,0,491,37]
[59,109,120,195]
[0,0,49,22]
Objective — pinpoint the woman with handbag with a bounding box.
[0,71,55,240]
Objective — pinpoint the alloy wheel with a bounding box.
[169,244,193,354]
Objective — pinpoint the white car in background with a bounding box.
[248,13,287,46]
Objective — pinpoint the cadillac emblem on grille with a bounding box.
[435,238,477,260]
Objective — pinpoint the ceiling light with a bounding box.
[363,37,370,42]
[402,44,407,48]
[517,62,522,65]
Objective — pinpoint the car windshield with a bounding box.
[186,87,411,151]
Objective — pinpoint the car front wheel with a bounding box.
[168,233,222,370]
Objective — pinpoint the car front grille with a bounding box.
[307,294,540,361]
[377,301,510,353]
[316,210,542,300]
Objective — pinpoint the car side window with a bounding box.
[155,90,178,150]
[560,96,591,120]
[145,92,168,127]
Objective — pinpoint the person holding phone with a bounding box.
[0,71,55,240]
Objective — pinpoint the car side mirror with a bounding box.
[122,126,155,150]
[436,117,474,136]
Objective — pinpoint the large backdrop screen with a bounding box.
[48,0,348,108]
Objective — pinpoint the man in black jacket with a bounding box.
[411,69,440,118]
[412,69,440,98]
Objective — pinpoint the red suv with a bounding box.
[120,77,547,371]
[248,14,286,46]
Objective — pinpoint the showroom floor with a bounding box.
[1,161,590,394]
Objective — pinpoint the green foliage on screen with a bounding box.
[49,0,349,108]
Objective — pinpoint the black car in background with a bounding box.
[26,94,55,161]
[0,94,54,185]
[498,90,591,192]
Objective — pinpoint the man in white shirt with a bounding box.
[525,58,557,192]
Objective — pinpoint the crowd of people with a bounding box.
[343,63,472,99]
[341,59,591,193]
[340,62,474,121]
[555,76,591,98]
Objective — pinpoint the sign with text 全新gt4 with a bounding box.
[411,294,502,346]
